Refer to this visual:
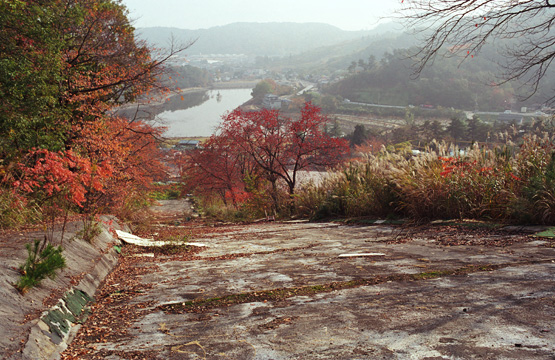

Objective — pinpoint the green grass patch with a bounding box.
[533,227,555,238]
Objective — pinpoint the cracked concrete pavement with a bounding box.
[61,215,555,359]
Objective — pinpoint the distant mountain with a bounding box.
[265,29,417,72]
[135,22,402,56]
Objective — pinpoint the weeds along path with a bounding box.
[62,214,555,359]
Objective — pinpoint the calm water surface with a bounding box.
[159,89,252,137]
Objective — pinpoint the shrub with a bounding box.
[513,136,555,224]
[302,160,398,220]
[16,238,66,293]
[150,183,183,200]
[111,188,153,224]
[392,151,452,220]
[79,218,102,242]
[294,181,330,219]
[201,201,253,222]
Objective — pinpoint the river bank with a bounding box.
[116,79,259,111]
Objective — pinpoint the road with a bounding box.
[59,207,555,359]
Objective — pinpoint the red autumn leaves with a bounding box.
[181,103,349,208]
[3,0,168,217]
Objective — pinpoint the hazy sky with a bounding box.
[121,0,400,31]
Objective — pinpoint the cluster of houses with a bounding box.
[261,94,292,110]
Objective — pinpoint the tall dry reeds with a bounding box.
[295,133,555,224]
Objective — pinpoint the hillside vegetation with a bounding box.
[0,0,174,232]
[296,134,555,225]
[326,49,514,110]
[2,7,555,233]
[136,22,381,56]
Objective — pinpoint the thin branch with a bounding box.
[400,0,555,102]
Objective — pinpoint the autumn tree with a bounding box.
[182,134,258,207]
[401,0,555,101]
[73,116,168,218]
[1,0,188,230]
[0,0,171,157]
[182,103,348,215]
[218,103,349,210]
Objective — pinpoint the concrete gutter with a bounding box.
[1,215,126,360]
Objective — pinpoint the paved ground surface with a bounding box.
[58,202,555,359]
[0,216,127,359]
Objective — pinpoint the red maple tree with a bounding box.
[221,103,349,196]
[184,103,349,212]
[181,134,258,207]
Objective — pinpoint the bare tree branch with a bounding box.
[400,0,555,102]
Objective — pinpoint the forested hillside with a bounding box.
[325,45,555,110]
[136,22,382,56]
[326,48,514,110]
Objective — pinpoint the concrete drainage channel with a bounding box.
[25,290,93,359]
[18,225,197,359]
[0,216,125,360]
[0,198,198,359]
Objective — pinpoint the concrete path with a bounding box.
[61,220,555,359]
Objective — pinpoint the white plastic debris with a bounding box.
[115,230,207,247]
[338,253,385,258]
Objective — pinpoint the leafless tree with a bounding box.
[400,0,554,101]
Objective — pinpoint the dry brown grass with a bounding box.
[297,134,555,224]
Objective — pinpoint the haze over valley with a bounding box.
[129,20,554,141]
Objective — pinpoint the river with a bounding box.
[158,88,252,137]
